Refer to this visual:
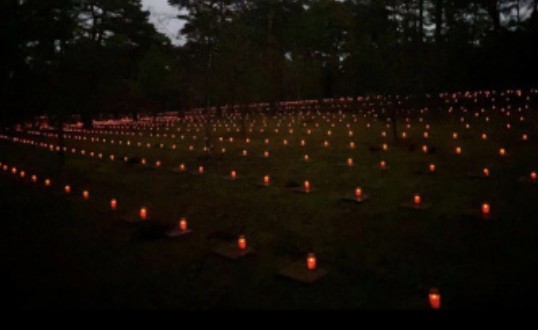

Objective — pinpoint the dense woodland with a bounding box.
[1,0,537,127]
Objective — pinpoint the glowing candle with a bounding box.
[481,133,488,140]
[307,253,317,271]
[481,203,491,217]
[82,190,89,200]
[304,180,311,193]
[155,160,161,168]
[264,175,270,186]
[423,131,428,138]
[531,171,537,183]
[179,163,186,172]
[45,179,51,187]
[32,175,37,183]
[238,235,247,251]
[414,194,422,206]
[323,140,329,148]
[301,139,306,146]
[455,146,462,155]
[20,171,25,178]
[11,167,17,174]
[179,217,188,232]
[230,170,237,180]
[355,187,363,200]
[140,207,148,221]
[452,132,458,139]
[349,142,355,149]
[429,288,441,310]
[110,198,117,210]
[304,154,309,162]
[380,160,387,169]
[483,168,490,177]
[499,148,506,157]
[382,143,388,151]
[264,151,269,158]
[198,166,204,174]
[429,164,436,173]
[422,145,428,153]
[522,134,528,141]
[347,158,353,167]
[242,149,248,156]
[64,185,71,194]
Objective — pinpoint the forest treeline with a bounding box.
[1,0,537,127]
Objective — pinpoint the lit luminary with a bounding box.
[304,180,311,193]
[481,203,491,218]
[198,166,204,174]
[483,168,490,177]
[423,131,429,139]
[323,140,329,148]
[413,194,422,206]
[64,185,71,194]
[155,160,161,168]
[44,179,51,187]
[452,132,458,139]
[264,151,270,158]
[110,198,118,211]
[242,149,248,156]
[304,154,310,162]
[429,164,436,173]
[264,175,270,186]
[179,218,188,232]
[349,142,355,149]
[179,163,186,172]
[140,207,148,221]
[455,146,462,155]
[238,235,247,251]
[347,158,354,167]
[499,148,506,157]
[380,160,387,170]
[481,133,488,140]
[300,139,306,146]
[20,171,25,178]
[429,288,441,310]
[32,175,37,183]
[230,170,237,180]
[82,190,89,200]
[355,187,363,200]
[307,253,317,271]
[422,145,428,153]
[522,134,528,141]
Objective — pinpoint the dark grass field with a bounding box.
[2,107,538,309]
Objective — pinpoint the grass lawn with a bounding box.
[2,103,538,309]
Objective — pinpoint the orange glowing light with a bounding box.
[483,168,490,177]
[304,180,311,193]
[198,166,204,174]
[452,132,458,140]
[355,187,363,200]
[179,218,188,232]
[264,151,269,158]
[64,185,71,194]
[264,175,270,186]
[413,194,422,206]
[44,179,51,187]
[140,207,148,221]
[481,133,488,140]
[382,143,388,151]
[455,146,462,155]
[429,164,436,173]
[482,203,491,217]
[380,160,387,169]
[522,134,528,141]
[179,163,186,171]
[422,145,428,153]
[347,158,354,166]
[230,170,237,180]
[429,288,441,310]
[499,148,506,157]
[110,198,117,210]
[307,253,317,271]
[304,154,309,162]
[238,235,247,250]
[32,175,37,183]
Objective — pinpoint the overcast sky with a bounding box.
[141,0,185,45]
